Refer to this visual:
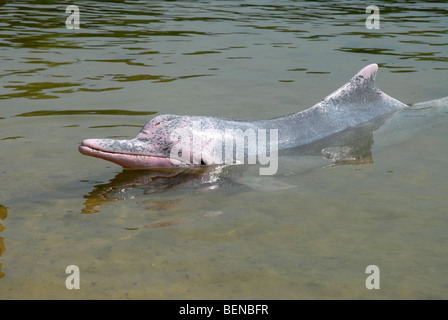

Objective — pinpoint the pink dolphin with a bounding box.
[79,64,407,169]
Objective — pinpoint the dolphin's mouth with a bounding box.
[78,139,184,168]
[79,144,163,159]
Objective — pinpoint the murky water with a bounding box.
[1,0,447,299]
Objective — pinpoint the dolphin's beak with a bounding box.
[79,138,184,168]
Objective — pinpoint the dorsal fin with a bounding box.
[324,64,379,105]
[317,63,407,112]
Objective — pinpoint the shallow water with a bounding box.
[0,0,447,299]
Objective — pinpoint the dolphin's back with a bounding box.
[246,64,408,150]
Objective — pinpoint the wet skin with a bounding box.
[79,64,408,169]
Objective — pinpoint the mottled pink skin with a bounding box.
[78,113,227,168]
[79,64,408,169]
[78,114,196,168]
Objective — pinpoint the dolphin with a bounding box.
[78,64,408,171]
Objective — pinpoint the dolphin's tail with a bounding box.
[411,96,448,109]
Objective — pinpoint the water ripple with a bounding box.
[0,0,447,100]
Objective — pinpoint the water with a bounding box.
[0,0,447,299]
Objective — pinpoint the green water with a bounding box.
[0,0,447,299]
